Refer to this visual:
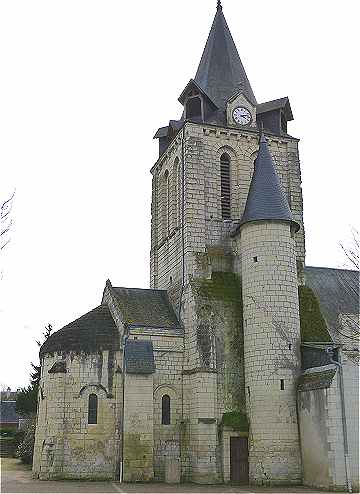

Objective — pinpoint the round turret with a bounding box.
[237,134,302,484]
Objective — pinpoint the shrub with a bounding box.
[16,416,36,464]
[0,427,17,437]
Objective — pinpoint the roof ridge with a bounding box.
[113,286,168,293]
[305,265,359,273]
[43,305,111,340]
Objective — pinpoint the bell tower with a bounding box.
[150,1,305,484]
[151,2,305,312]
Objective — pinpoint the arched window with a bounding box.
[173,157,180,228]
[165,170,170,235]
[220,153,231,219]
[88,394,98,424]
[161,394,171,425]
[161,170,170,239]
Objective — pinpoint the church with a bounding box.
[33,2,359,490]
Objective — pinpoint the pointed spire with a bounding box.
[194,5,256,108]
[239,133,299,231]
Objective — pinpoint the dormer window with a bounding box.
[186,97,201,118]
[185,95,203,119]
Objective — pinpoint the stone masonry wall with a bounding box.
[128,331,184,481]
[185,124,305,280]
[240,221,302,484]
[123,373,154,482]
[179,273,246,484]
[150,122,305,313]
[150,134,183,311]
[33,349,122,480]
[298,360,359,491]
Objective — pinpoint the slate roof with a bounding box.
[125,339,155,374]
[304,266,359,341]
[112,287,181,329]
[40,305,120,356]
[153,126,168,139]
[193,4,256,109]
[0,401,20,424]
[237,134,299,232]
[298,366,337,392]
[256,97,293,121]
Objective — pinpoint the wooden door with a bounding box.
[230,436,249,483]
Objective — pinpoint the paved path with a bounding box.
[1,458,329,494]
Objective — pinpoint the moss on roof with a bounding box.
[298,286,332,342]
[40,305,120,356]
[112,287,181,329]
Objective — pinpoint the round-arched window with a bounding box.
[88,394,98,424]
[220,153,231,219]
[161,394,171,425]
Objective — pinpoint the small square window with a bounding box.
[253,256,258,263]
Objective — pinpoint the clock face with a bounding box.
[233,106,252,125]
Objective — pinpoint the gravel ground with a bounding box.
[0,458,331,494]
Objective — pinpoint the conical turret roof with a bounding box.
[194,3,256,108]
[239,134,299,231]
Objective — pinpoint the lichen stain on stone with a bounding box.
[107,350,114,392]
[195,252,210,272]
[196,321,212,367]
[97,351,103,383]
[123,433,152,460]
[123,432,153,482]
[191,272,245,412]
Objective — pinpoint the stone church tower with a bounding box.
[34,1,357,487]
[151,1,304,483]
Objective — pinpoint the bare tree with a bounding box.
[1,190,15,251]
[340,227,359,271]
[333,228,360,353]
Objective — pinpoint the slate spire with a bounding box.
[194,4,256,108]
[239,134,300,231]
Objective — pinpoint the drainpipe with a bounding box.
[326,347,352,493]
[120,327,129,484]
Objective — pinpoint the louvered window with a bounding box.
[220,153,231,219]
[88,394,98,424]
[161,394,171,425]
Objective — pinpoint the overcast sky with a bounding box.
[0,0,358,390]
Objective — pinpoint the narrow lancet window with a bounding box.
[173,157,180,228]
[161,394,171,425]
[161,170,170,238]
[220,153,231,219]
[88,394,98,424]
